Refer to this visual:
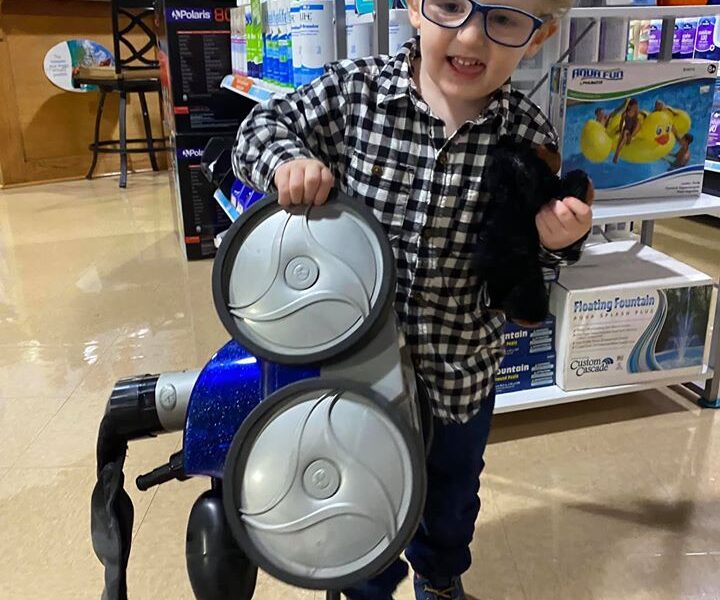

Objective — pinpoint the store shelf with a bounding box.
[495,367,715,413]
[568,5,720,20]
[591,192,720,224]
[221,74,290,102]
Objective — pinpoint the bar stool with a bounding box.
[74,0,168,188]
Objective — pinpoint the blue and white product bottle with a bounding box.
[284,0,294,87]
[278,0,289,87]
[647,19,662,60]
[346,3,373,59]
[389,5,415,54]
[695,16,719,60]
[303,0,336,84]
[679,18,699,60]
[267,0,277,84]
[290,0,304,86]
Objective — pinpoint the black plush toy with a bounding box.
[476,136,593,326]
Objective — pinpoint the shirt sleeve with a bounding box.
[232,65,348,193]
[508,90,588,268]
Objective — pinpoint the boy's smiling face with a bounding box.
[407,0,558,107]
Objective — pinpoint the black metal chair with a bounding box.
[74,0,168,188]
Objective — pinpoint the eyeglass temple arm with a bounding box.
[527,18,598,99]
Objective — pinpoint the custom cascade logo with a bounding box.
[169,8,212,22]
[571,67,624,82]
[570,357,614,377]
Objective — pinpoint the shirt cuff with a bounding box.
[538,231,589,268]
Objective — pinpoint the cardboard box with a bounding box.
[551,241,715,391]
[503,317,555,361]
[156,0,255,134]
[496,352,556,395]
[549,61,717,199]
[169,133,233,260]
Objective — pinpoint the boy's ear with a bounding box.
[407,0,422,29]
[524,19,559,59]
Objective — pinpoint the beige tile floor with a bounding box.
[0,172,719,600]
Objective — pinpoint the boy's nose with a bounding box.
[456,12,487,46]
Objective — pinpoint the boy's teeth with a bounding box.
[453,57,481,66]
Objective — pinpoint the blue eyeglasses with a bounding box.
[422,0,545,48]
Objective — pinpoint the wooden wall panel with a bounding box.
[0,0,167,186]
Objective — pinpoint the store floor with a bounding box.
[0,173,719,600]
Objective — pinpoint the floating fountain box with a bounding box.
[550,240,716,391]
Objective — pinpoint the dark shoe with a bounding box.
[413,574,465,600]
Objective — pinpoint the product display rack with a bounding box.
[221,1,720,412]
[570,5,720,20]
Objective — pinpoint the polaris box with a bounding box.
[550,241,715,391]
[156,0,255,134]
[169,133,232,260]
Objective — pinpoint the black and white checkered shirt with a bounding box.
[233,38,580,423]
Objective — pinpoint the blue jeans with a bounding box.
[344,391,496,599]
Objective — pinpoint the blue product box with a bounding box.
[549,61,717,199]
[503,316,555,361]
[496,352,556,395]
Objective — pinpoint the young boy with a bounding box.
[232,1,591,598]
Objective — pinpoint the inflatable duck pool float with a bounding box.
[580,101,692,164]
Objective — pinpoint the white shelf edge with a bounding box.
[495,367,715,413]
[221,74,291,102]
[569,6,720,19]
[591,192,720,224]
[705,159,720,173]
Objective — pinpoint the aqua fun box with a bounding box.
[550,241,715,391]
[549,61,717,199]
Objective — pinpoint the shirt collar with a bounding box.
[376,37,418,106]
[377,36,511,133]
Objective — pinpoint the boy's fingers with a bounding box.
[315,168,334,205]
[289,165,305,205]
[562,196,592,220]
[304,163,322,204]
[275,166,291,206]
[550,199,573,224]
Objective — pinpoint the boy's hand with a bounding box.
[274,159,334,207]
[535,197,592,250]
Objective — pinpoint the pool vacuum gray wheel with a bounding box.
[212,192,396,365]
[222,378,426,590]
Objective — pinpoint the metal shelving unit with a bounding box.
[496,368,715,413]
[569,5,720,19]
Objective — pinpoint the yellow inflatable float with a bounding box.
[580,101,692,164]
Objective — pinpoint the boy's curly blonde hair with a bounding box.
[545,0,574,17]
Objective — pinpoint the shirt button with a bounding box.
[437,154,447,166]
[371,165,384,177]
